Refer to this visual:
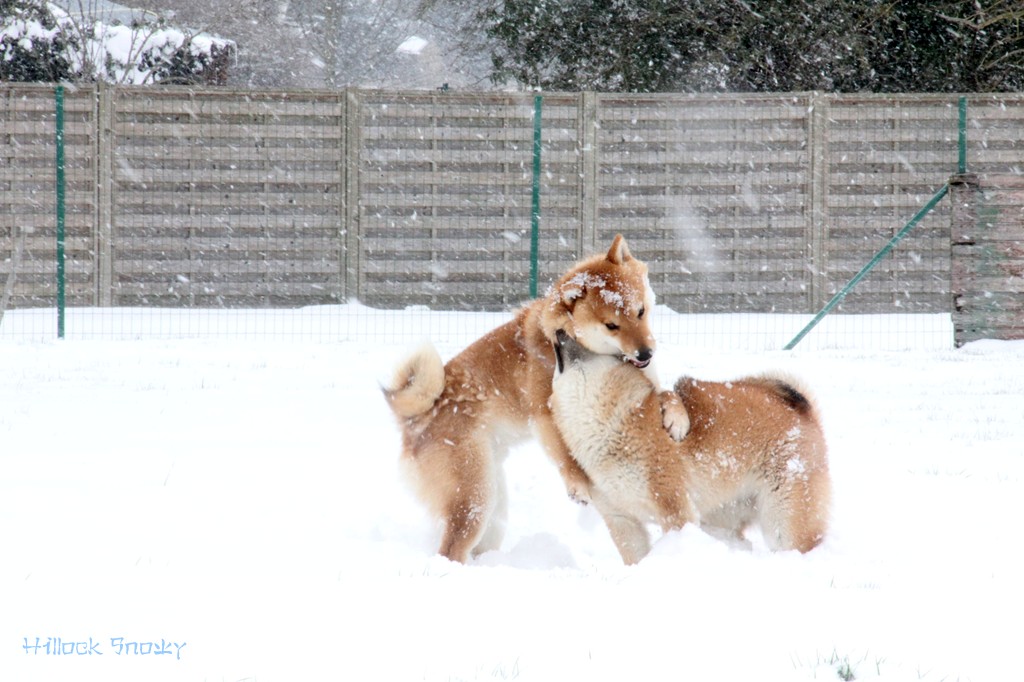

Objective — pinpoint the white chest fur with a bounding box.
[551,356,653,494]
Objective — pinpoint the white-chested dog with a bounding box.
[550,331,831,564]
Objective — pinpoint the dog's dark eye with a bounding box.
[605,322,619,331]
[638,307,645,319]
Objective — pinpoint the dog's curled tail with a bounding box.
[383,343,446,419]
[752,373,819,420]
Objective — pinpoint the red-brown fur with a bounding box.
[383,236,657,562]
[551,334,831,564]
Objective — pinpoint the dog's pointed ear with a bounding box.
[606,234,632,265]
[557,280,583,312]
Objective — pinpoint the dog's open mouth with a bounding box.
[626,356,651,369]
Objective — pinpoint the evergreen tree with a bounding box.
[476,0,1024,92]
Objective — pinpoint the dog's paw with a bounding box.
[566,479,592,506]
[661,393,690,442]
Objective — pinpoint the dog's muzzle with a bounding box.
[627,347,653,369]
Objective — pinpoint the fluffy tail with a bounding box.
[383,343,446,419]
[751,373,819,420]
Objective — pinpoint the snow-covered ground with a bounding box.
[1,306,1022,682]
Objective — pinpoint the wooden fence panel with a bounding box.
[357,91,580,309]
[595,94,813,313]
[109,88,345,307]
[824,96,957,314]
[0,85,96,308]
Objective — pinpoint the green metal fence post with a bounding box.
[55,84,66,339]
[784,184,949,350]
[958,95,967,174]
[530,94,542,299]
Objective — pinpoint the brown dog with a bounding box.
[383,236,658,562]
[551,331,831,564]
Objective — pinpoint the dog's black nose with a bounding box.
[636,347,653,363]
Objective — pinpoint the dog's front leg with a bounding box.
[536,411,593,505]
[591,493,651,565]
[660,391,691,442]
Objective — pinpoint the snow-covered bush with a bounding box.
[0,0,76,80]
[1,0,233,84]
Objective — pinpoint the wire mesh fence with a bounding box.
[1,84,94,338]
[3,85,1023,349]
